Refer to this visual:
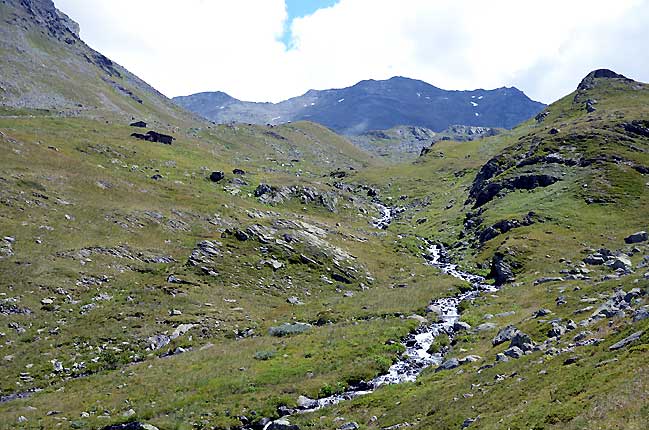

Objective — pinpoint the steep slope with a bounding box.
[173,76,546,135]
[293,69,649,430]
[0,0,193,124]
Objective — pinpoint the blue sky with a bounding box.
[282,0,339,47]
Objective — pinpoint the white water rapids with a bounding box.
[249,205,497,429]
[293,242,496,414]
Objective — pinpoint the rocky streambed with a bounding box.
[290,243,495,415]
[247,226,497,429]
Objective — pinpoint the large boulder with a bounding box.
[609,331,644,351]
[625,231,648,244]
[489,253,514,286]
[605,255,633,272]
[493,325,520,346]
[209,171,225,182]
[255,183,275,197]
[510,332,534,351]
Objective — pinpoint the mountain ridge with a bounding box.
[173,76,546,135]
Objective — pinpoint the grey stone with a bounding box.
[462,417,479,428]
[510,332,534,351]
[476,323,497,332]
[548,323,566,338]
[51,360,63,373]
[209,171,225,182]
[584,254,606,265]
[534,277,564,285]
[338,423,359,430]
[503,346,524,359]
[267,418,300,430]
[633,307,649,322]
[605,255,633,272]
[453,321,472,332]
[436,358,460,372]
[296,395,317,409]
[609,331,644,351]
[287,297,304,305]
[625,231,648,244]
[492,325,520,346]
[534,308,552,318]
[148,334,171,350]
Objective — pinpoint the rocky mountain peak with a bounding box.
[577,69,631,91]
[9,0,80,37]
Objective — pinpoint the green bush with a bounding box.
[268,323,311,337]
[428,333,451,354]
[254,350,276,361]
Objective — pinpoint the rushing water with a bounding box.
[248,208,497,428]
[282,242,497,417]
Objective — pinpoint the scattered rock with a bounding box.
[232,169,246,175]
[563,356,580,365]
[503,346,524,359]
[148,334,171,351]
[101,423,159,430]
[548,322,566,338]
[609,331,644,351]
[492,325,520,346]
[489,253,514,285]
[209,171,225,182]
[633,306,649,322]
[167,275,190,284]
[534,277,564,285]
[338,423,359,430]
[462,417,479,428]
[510,332,534,351]
[267,418,300,430]
[254,183,275,197]
[296,395,317,409]
[533,309,552,318]
[436,358,460,372]
[131,131,174,145]
[287,297,304,305]
[261,259,284,271]
[171,324,195,340]
[130,121,147,128]
[605,255,633,272]
[625,231,648,244]
[476,323,497,332]
[332,273,352,284]
[453,321,472,332]
[51,360,63,373]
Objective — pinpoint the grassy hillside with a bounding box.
[0,3,648,429]
[281,70,649,430]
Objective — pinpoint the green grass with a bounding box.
[1,27,649,430]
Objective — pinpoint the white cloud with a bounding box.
[54,0,649,103]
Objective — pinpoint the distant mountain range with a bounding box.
[173,77,546,135]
